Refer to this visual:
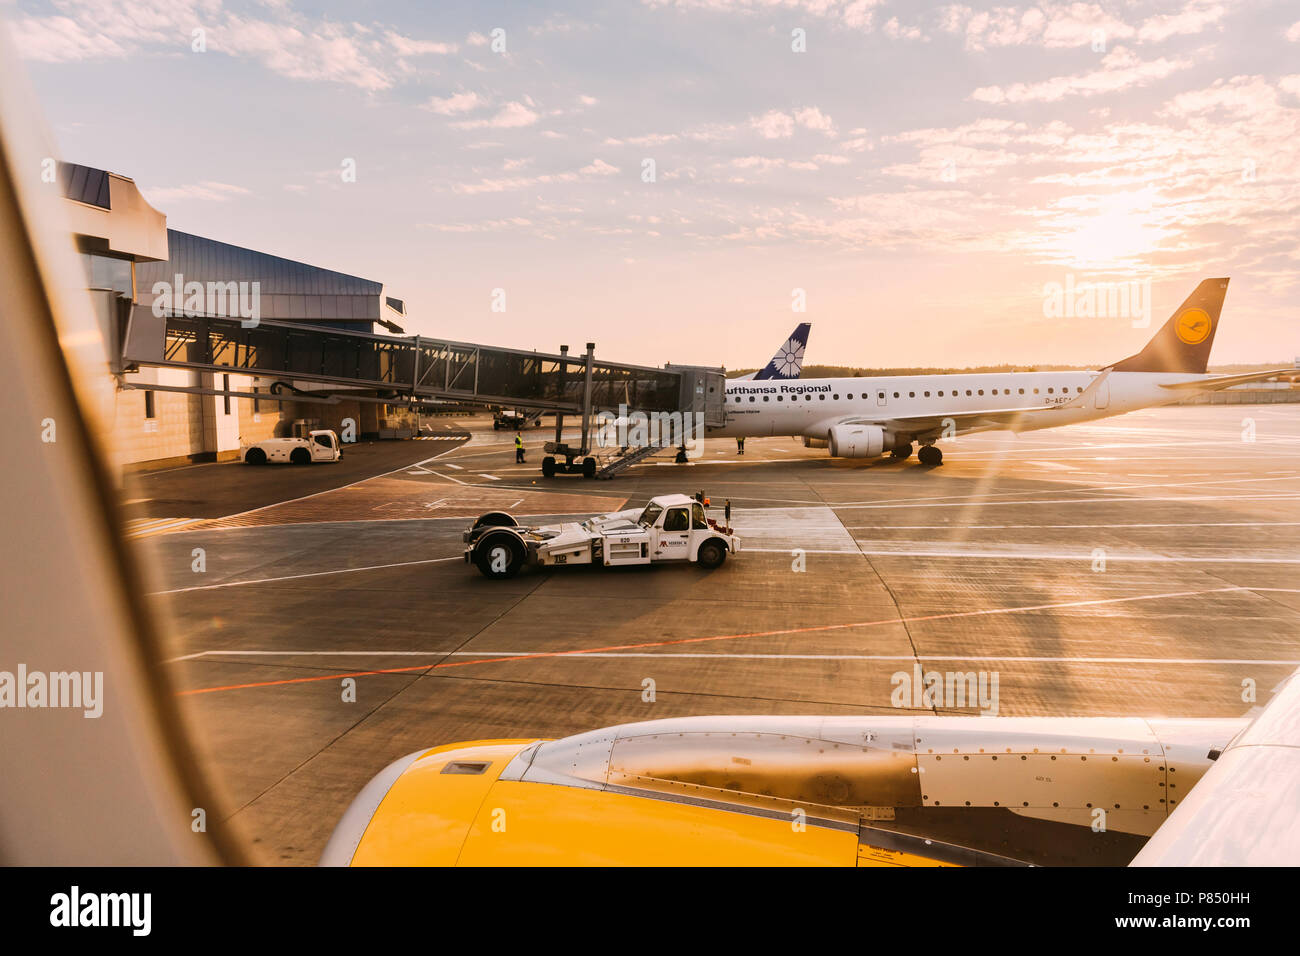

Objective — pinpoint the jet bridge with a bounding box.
[118,308,726,473]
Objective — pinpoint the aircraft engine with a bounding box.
[828,423,887,458]
[802,436,828,449]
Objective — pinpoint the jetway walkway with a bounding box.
[118,308,726,475]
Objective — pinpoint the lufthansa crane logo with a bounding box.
[1175,308,1212,345]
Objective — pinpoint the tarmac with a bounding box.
[128,406,1300,863]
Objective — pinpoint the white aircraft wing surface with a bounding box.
[1130,666,1300,866]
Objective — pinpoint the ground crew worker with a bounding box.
[736,436,745,455]
[514,432,525,463]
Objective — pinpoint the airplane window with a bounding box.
[966,390,971,396]
[749,396,755,402]
[777,395,784,401]
[924,391,931,397]
[833,394,839,400]
[938,391,944,397]
[893,392,899,398]
[763,395,770,401]
[909,391,915,398]
[1019,388,1024,394]
[1077,387,1083,393]
[1034,388,1040,394]
[978,389,984,395]
[805,394,812,401]
[1048,388,1054,394]
[818,394,825,400]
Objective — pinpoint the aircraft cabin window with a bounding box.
[1048,388,1054,394]
[966,390,971,396]
[1077,387,1083,393]
[833,394,839,400]
[924,391,931,397]
[1019,388,1024,394]
[749,396,755,402]
[909,392,915,398]
[777,395,784,401]
[763,395,770,401]
[977,389,983,395]
[1034,388,1039,394]
[893,392,899,398]
[818,394,825,400]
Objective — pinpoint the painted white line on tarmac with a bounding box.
[172,649,1300,666]
[150,555,462,595]
[745,545,1300,563]
[844,520,1300,530]
[167,587,1300,663]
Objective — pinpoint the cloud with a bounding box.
[1137,3,1226,43]
[752,110,795,139]
[451,101,540,129]
[580,159,620,176]
[142,181,251,203]
[941,1,1225,51]
[452,158,624,194]
[751,107,835,138]
[426,91,486,115]
[641,0,887,34]
[10,0,457,92]
[971,47,1190,104]
[883,17,925,41]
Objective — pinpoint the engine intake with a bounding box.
[828,423,888,458]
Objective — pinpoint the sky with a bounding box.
[6,0,1300,370]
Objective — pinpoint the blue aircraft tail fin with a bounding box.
[753,322,811,380]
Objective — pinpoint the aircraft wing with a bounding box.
[841,403,1059,438]
[1156,367,1297,391]
[1130,666,1300,866]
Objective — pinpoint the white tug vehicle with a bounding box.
[463,493,741,579]
[241,429,342,465]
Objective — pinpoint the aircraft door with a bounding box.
[877,389,887,407]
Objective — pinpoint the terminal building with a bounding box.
[61,162,414,468]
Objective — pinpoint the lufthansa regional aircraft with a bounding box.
[716,279,1291,465]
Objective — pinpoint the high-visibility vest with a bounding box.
[515,436,523,448]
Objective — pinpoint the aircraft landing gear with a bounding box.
[918,444,943,467]
[890,443,913,461]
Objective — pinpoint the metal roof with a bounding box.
[135,230,384,324]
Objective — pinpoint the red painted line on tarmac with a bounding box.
[176,586,1247,696]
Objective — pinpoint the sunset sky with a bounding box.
[9,0,1300,369]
